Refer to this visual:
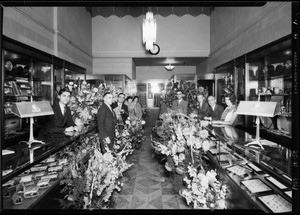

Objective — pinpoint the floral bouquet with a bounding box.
[82,146,133,209]
[113,123,133,153]
[180,164,228,209]
[152,110,213,174]
[67,81,105,125]
[59,133,134,209]
[124,116,146,149]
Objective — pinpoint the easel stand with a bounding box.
[19,116,45,148]
[245,116,264,149]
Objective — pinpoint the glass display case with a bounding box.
[169,74,198,84]
[245,36,292,140]
[64,60,86,94]
[213,35,293,148]
[103,74,131,92]
[1,126,96,209]
[215,61,234,106]
[206,124,293,212]
[2,37,54,150]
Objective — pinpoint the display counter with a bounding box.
[2,124,96,209]
[205,124,293,213]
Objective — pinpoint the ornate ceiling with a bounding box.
[85,2,267,18]
[87,7,212,18]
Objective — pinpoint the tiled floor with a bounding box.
[113,128,191,209]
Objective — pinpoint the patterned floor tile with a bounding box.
[148,189,162,201]
[134,185,148,195]
[162,187,177,195]
[147,177,160,188]
[148,197,163,209]
[162,195,180,209]
[112,130,186,210]
[131,196,148,209]
[118,187,134,195]
[136,178,148,187]
[114,195,132,209]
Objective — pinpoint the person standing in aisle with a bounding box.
[204,95,224,121]
[111,93,129,124]
[39,88,78,138]
[133,96,143,119]
[171,90,188,115]
[196,93,210,120]
[97,92,117,153]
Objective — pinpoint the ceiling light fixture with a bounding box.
[164,63,175,71]
[142,11,156,51]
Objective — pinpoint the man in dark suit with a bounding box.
[111,93,129,124]
[171,90,188,115]
[97,92,117,153]
[39,88,78,138]
[204,96,224,121]
[196,93,210,120]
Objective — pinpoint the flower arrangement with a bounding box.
[151,110,213,174]
[67,80,122,126]
[159,80,209,115]
[58,133,134,209]
[180,164,228,209]
[124,116,146,149]
[113,123,133,152]
[151,110,227,198]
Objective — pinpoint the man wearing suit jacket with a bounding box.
[39,88,78,138]
[204,96,224,121]
[171,90,188,115]
[111,93,129,124]
[97,92,117,153]
[196,93,210,120]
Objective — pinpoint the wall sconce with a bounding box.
[142,11,156,51]
[164,64,175,71]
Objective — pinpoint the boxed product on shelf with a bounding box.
[30,165,48,172]
[47,162,58,167]
[23,185,39,199]
[41,172,58,180]
[3,187,11,198]
[12,192,23,205]
[32,171,46,179]
[37,178,51,189]
[20,174,33,183]
[42,157,56,164]
[2,179,14,188]
[48,165,63,172]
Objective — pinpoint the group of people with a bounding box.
[162,90,241,127]
[39,88,143,153]
[98,92,143,152]
[39,87,241,154]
